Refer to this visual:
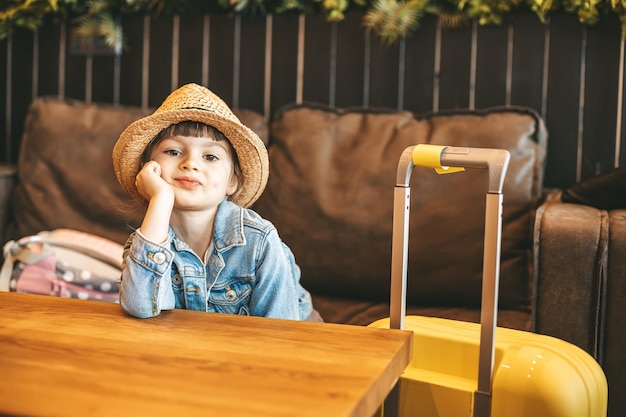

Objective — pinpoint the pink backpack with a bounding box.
[1,229,122,302]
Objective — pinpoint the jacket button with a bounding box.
[153,252,166,264]
[226,289,237,301]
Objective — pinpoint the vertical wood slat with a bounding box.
[545,14,584,189]
[171,15,180,92]
[335,12,366,108]
[113,17,122,105]
[403,15,437,115]
[142,15,150,108]
[469,20,477,110]
[91,55,116,104]
[238,15,266,113]
[582,15,622,178]
[85,56,93,103]
[232,14,240,108]
[297,14,306,104]
[148,16,173,108]
[178,15,205,90]
[541,23,550,120]
[65,25,87,102]
[264,15,272,123]
[397,38,406,110]
[475,20,509,109]
[32,30,38,101]
[37,24,61,98]
[58,23,66,100]
[505,24,514,106]
[302,14,332,106]
[577,28,587,182]
[202,16,210,88]
[433,19,442,112]
[363,30,371,108]
[439,24,472,110]
[8,29,34,164]
[208,14,235,107]
[118,14,144,107]
[616,39,625,167]
[509,13,546,114]
[329,22,338,108]
[369,34,400,109]
[2,34,10,162]
[269,14,298,117]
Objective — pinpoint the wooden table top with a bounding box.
[0,292,412,417]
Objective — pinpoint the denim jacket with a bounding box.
[119,199,313,320]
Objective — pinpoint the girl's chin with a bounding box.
[173,198,222,211]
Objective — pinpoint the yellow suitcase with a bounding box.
[370,145,608,417]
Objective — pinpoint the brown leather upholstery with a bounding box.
[605,209,626,417]
[254,103,547,329]
[10,98,150,244]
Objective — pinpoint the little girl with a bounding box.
[112,83,319,321]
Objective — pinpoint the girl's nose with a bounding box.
[181,154,200,170]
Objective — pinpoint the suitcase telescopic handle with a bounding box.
[389,144,510,417]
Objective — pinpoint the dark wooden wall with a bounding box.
[2,11,625,189]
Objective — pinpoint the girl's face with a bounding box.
[149,135,238,212]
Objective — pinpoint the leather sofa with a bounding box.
[535,194,625,417]
[3,96,621,416]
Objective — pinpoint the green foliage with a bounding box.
[363,0,427,44]
[365,0,626,41]
[0,0,625,43]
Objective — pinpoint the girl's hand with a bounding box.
[136,161,174,243]
[135,161,174,204]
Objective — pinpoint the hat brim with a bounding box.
[113,108,268,208]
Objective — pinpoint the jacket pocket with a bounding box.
[208,277,253,315]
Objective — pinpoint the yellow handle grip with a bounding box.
[412,144,465,174]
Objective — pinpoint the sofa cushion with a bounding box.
[254,103,547,313]
[10,97,267,245]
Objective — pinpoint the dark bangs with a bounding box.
[158,121,227,141]
[141,121,227,163]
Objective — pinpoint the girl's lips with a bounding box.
[175,177,201,189]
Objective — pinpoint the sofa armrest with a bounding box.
[604,209,626,416]
[532,198,608,359]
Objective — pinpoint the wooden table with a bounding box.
[0,292,412,417]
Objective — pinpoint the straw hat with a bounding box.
[112,83,268,208]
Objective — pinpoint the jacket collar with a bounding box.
[171,199,245,253]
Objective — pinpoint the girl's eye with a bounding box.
[165,149,181,156]
[204,154,218,161]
